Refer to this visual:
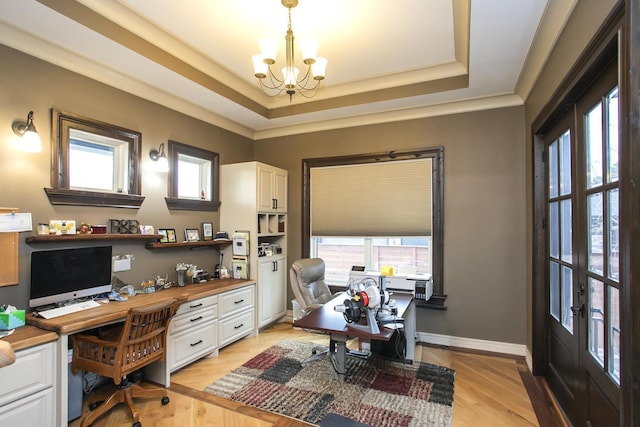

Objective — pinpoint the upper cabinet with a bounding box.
[257,163,287,213]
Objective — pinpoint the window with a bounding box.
[69,129,128,193]
[166,140,220,211]
[311,236,431,284]
[303,147,445,307]
[47,109,144,208]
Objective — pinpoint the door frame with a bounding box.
[531,1,639,424]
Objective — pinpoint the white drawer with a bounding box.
[0,387,54,423]
[170,304,217,335]
[0,343,54,407]
[169,321,217,371]
[176,294,218,316]
[219,308,255,347]
[219,286,254,318]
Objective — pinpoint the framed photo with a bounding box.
[166,228,177,243]
[158,229,169,243]
[139,225,155,235]
[185,228,200,242]
[202,222,213,240]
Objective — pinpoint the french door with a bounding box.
[544,61,621,426]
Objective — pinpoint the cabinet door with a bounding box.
[258,259,275,326]
[273,256,287,319]
[257,165,274,211]
[273,169,287,212]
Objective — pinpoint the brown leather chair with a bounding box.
[71,298,180,427]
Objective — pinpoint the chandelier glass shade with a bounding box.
[252,0,327,100]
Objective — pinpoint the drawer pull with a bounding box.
[190,340,203,347]
[190,316,203,322]
[234,323,244,329]
[234,299,244,304]
[189,303,203,309]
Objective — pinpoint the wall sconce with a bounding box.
[149,143,169,172]
[12,111,42,152]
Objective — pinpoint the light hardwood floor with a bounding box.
[70,322,559,426]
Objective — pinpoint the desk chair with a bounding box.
[290,258,336,364]
[71,299,179,427]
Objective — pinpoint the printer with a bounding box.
[348,268,432,301]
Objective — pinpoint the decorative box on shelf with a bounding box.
[0,309,25,329]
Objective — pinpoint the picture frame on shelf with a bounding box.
[185,228,200,242]
[202,222,213,240]
[139,225,155,235]
[158,229,169,243]
[166,229,177,243]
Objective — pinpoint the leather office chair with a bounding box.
[71,298,180,427]
[290,258,338,364]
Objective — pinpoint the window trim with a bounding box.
[165,140,220,211]
[302,147,445,308]
[47,109,144,209]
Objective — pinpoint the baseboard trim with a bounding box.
[417,332,527,357]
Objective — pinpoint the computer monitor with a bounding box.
[29,246,113,308]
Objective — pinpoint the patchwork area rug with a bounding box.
[204,340,455,427]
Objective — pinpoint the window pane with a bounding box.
[550,261,559,321]
[588,193,604,275]
[608,286,620,385]
[606,87,619,183]
[549,202,559,259]
[608,189,619,281]
[561,199,572,263]
[69,140,114,191]
[588,278,605,367]
[177,159,201,199]
[559,131,572,196]
[371,237,431,275]
[549,139,558,198]
[315,237,365,284]
[586,102,603,188]
[561,265,573,333]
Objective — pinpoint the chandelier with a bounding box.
[252,0,327,101]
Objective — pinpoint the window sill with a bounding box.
[416,294,447,310]
[44,188,145,209]
[164,197,221,211]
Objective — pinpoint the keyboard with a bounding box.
[37,300,101,319]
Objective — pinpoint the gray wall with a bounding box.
[0,44,254,309]
[255,107,528,344]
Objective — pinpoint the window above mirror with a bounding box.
[165,140,220,211]
[46,109,144,208]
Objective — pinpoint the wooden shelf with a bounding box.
[25,233,163,244]
[145,239,232,250]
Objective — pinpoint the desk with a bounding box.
[293,293,415,381]
[26,278,256,427]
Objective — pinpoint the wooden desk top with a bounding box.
[27,278,255,335]
[1,325,58,351]
[293,293,413,342]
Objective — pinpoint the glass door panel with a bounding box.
[608,286,620,385]
[606,87,619,182]
[561,265,573,332]
[587,192,604,275]
[586,103,603,188]
[588,277,605,367]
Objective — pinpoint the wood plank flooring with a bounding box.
[69,322,559,426]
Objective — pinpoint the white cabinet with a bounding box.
[218,285,255,347]
[167,294,219,372]
[0,342,55,422]
[257,163,287,212]
[221,162,288,329]
[258,255,287,328]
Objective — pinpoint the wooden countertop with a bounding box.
[27,278,255,335]
[1,325,58,351]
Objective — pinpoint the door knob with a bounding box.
[570,304,584,317]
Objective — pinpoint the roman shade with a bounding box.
[311,158,432,236]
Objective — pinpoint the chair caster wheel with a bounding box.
[132,422,141,427]
[311,350,317,355]
[161,396,170,405]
